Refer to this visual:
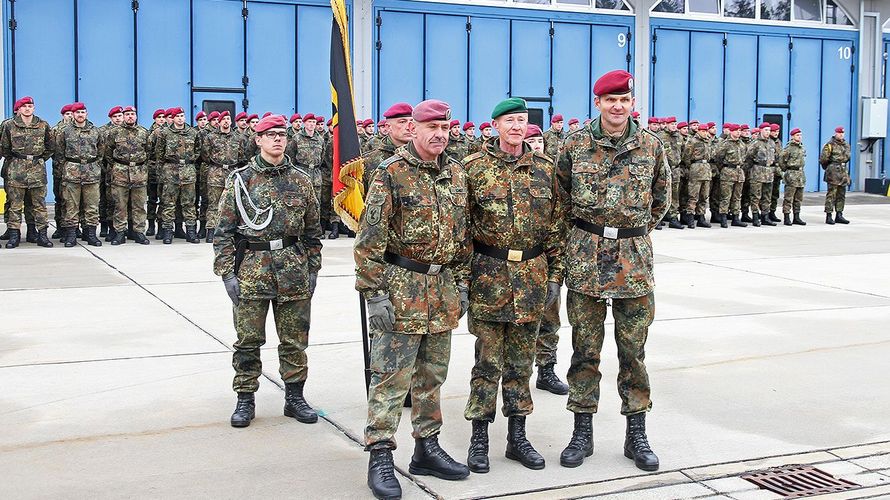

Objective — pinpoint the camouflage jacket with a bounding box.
[213,154,323,302]
[354,143,471,334]
[361,135,400,192]
[285,131,325,188]
[200,129,246,188]
[543,128,564,159]
[556,117,670,299]
[682,134,712,181]
[466,136,483,155]
[820,137,851,186]
[105,122,150,187]
[146,123,165,181]
[0,115,54,188]
[772,137,784,176]
[745,137,776,183]
[57,120,104,184]
[445,134,470,162]
[781,141,807,188]
[714,137,746,183]
[155,124,200,185]
[464,141,564,324]
[656,130,681,169]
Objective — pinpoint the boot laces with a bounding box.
[286,392,313,412]
[426,436,459,465]
[567,426,591,450]
[628,420,652,452]
[469,426,488,456]
[372,452,397,482]
[510,425,536,455]
[234,399,253,415]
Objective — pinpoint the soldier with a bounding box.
[462,122,477,155]
[248,114,260,132]
[355,100,471,499]
[708,123,726,223]
[155,107,201,243]
[283,113,326,229]
[105,105,151,245]
[767,123,784,223]
[357,119,368,150]
[195,112,216,239]
[820,126,851,224]
[146,109,167,238]
[479,122,493,141]
[1,96,55,248]
[99,106,125,241]
[201,111,246,242]
[681,124,713,228]
[655,117,682,229]
[568,118,581,133]
[208,111,221,130]
[713,124,747,228]
[362,102,413,192]
[543,114,564,159]
[365,119,383,152]
[556,71,668,472]
[213,114,322,429]
[195,111,208,130]
[446,119,469,160]
[675,121,690,224]
[780,128,807,226]
[55,102,104,247]
[50,103,74,239]
[745,124,778,227]
[462,99,564,474]
[647,117,659,133]
[235,112,250,136]
[288,113,302,139]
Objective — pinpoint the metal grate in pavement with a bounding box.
[741,465,860,498]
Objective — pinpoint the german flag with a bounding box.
[330,0,364,231]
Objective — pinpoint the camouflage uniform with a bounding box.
[682,134,712,217]
[195,125,215,228]
[745,137,776,217]
[354,143,470,450]
[51,118,71,232]
[555,117,669,416]
[200,128,246,228]
[213,154,323,393]
[542,128,564,159]
[820,137,851,214]
[105,122,150,232]
[770,136,784,214]
[56,120,104,228]
[462,141,564,423]
[98,122,118,230]
[146,123,165,226]
[780,141,806,215]
[445,134,470,162]
[154,124,200,231]
[361,135,399,192]
[714,137,747,216]
[656,129,681,220]
[0,115,54,231]
[285,130,326,228]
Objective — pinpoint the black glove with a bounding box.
[545,281,561,308]
[309,272,318,295]
[458,285,469,318]
[223,275,240,306]
[367,294,395,332]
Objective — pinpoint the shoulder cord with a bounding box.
[233,171,273,231]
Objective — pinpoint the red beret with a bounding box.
[449,119,460,128]
[551,114,564,123]
[593,70,634,96]
[632,111,640,119]
[356,120,363,126]
[383,102,413,119]
[153,109,165,119]
[290,113,302,123]
[752,128,761,133]
[648,117,658,124]
[167,107,183,117]
[165,107,177,117]
[218,111,230,119]
[525,124,543,138]
[726,124,739,132]
[707,122,716,129]
[722,123,732,129]
[667,116,677,123]
[689,119,699,126]
[377,119,386,127]
[740,124,749,130]
[479,122,491,130]
[254,114,287,133]
[108,106,124,117]
[363,118,374,127]
[569,118,579,125]
[13,96,33,112]
[262,112,272,118]
[835,126,845,133]
[677,121,688,128]
[316,116,325,123]
[208,111,220,120]
[60,104,72,114]
[195,111,206,120]
[70,102,86,112]
[235,112,248,121]
[412,99,452,123]
[759,122,771,129]
[790,128,801,136]
[303,113,316,122]
[327,119,332,126]
[121,105,136,113]
[463,121,475,131]
[248,114,259,121]
[769,123,779,131]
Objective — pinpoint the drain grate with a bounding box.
[741,465,860,498]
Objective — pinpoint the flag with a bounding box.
[330,0,364,231]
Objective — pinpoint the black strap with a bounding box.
[573,219,647,239]
[11,152,40,160]
[383,251,443,275]
[65,156,99,163]
[244,235,299,251]
[472,240,544,262]
[114,158,146,166]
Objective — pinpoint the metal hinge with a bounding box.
[787,94,792,104]
[851,64,855,74]
[789,41,793,50]
[549,26,555,37]
[466,19,471,32]
[376,40,382,51]
[242,8,248,18]
[626,53,631,63]
[626,32,632,42]
[242,98,249,110]
[651,55,657,64]
[376,14,382,27]
[652,33,657,42]
[242,75,249,87]
[8,19,17,31]
[131,0,139,12]
[723,37,727,47]
[548,105,553,116]
[548,86,554,97]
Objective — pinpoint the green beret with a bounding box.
[491,98,528,119]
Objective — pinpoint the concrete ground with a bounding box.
[2,194,890,499]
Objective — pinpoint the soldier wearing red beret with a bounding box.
[105,105,152,245]
[49,104,76,237]
[653,117,684,230]
[744,124,779,226]
[568,117,581,132]
[820,126,852,224]
[145,110,170,237]
[154,107,202,243]
[98,106,126,238]
[235,112,250,136]
[445,118,469,160]
[767,123,784,223]
[284,111,327,234]
[543,114,564,158]
[288,113,303,140]
[780,128,807,226]
[362,102,414,193]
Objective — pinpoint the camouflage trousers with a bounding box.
[160,182,196,229]
[112,185,147,232]
[685,179,710,215]
[535,293,561,367]
[464,318,537,422]
[147,182,162,222]
[748,181,772,215]
[740,169,752,214]
[99,167,114,224]
[709,173,721,216]
[196,165,207,223]
[232,298,311,393]
[366,331,451,450]
[321,181,339,226]
[678,173,689,214]
[62,182,100,227]
[667,171,682,218]
[770,174,783,212]
[205,185,225,229]
[53,170,65,229]
[719,180,743,215]
[6,185,48,230]
[783,185,803,214]
[825,184,846,213]
[566,290,654,415]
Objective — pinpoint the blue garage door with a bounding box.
[552,23,590,123]
[884,39,890,179]
[248,2,296,116]
[724,34,757,126]
[296,5,332,117]
[193,0,244,92]
[468,17,510,127]
[77,0,135,116]
[689,31,724,124]
[820,39,855,190]
[376,11,424,119]
[651,29,689,120]
[511,19,551,112]
[137,0,190,126]
[425,14,468,121]
[789,37,823,192]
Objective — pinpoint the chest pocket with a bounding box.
[399,194,436,244]
[281,190,308,231]
[571,160,604,207]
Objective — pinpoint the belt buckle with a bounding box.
[269,239,283,251]
[507,249,523,262]
[129,161,136,167]
[427,264,442,275]
[602,226,619,240]
[179,160,186,165]
[26,155,34,161]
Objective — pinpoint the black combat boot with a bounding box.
[560,413,593,468]
[697,214,711,228]
[784,213,792,226]
[283,381,318,423]
[105,226,116,242]
[752,213,761,227]
[35,228,53,247]
[0,228,10,240]
[111,229,126,246]
[63,227,78,247]
[99,221,109,238]
[5,229,21,248]
[793,212,806,225]
[668,217,684,229]
[719,213,728,228]
[25,223,37,243]
[146,219,156,237]
[825,213,835,225]
[79,224,86,241]
[85,226,102,246]
[654,219,662,230]
[761,213,776,226]
[835,212,850,224]
[230,392,255,428]
[197,221,207,240]
[343,222,356,238]
[132,231,150,245]
[327,223,340,239]
[205,227,214,243]
[505,416,545,470]
[162,228,173,244]
[185,224,199,244]
[624,413,659,472]
[682,212,696,229]
[741,210,753,223]
[51,226,62,239]
[155,221,165,239]
[710,212,720,223]
[769,211,781,223]
[467,420,490,474]
[731,214,747,227]
[368,449,401,500]
[409,434,470,480]
[536,364,569,395]
[174,223,186,239]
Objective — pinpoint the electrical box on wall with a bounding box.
[861,98,888,138]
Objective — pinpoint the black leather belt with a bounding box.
[244,235,299,251]
[573,219,647,240]
[167,159,192,165]
[116,159,146,167]
[211,163,236,169]
[384,251,444,275]
[65,157,99,163]
[11,152,39,160]
[473,240,544,262]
